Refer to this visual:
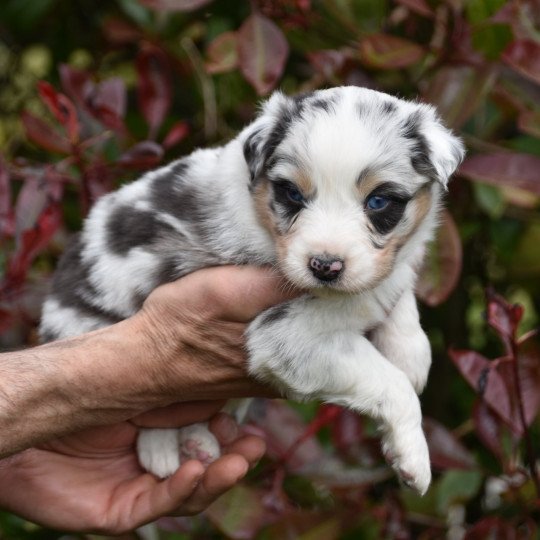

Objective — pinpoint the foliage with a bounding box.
[1,0,540,538]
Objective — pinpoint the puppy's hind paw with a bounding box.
[178,423,221,466]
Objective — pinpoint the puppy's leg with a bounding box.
[370,289,431,394]
[247,316,431,495]
[137,425,220,478]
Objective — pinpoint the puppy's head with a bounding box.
[243,87,464,293]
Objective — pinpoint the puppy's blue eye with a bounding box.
[287,186,305,204]
[366,195,390,211]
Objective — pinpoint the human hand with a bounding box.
[129,265,299,404]
[0,402,264,534]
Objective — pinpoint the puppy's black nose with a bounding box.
[309,256,344,282]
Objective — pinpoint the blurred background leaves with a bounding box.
[1,0,540,538]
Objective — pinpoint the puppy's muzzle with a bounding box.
[309,255,344,282]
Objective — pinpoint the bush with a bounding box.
[1,0,539,538]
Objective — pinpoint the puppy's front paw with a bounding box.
[137,428,181,479]
[382,425,431,495]
[178,423,221,466]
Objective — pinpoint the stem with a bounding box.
[511,338,540,497]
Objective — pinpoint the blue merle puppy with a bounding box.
[40,86,464,495]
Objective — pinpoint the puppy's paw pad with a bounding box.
[178,424,221,466]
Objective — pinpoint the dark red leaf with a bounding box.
[423,417,475,470]
[307,49,347,80]
[162,121,190,149]
[503,40,540,86]
[138,0,213,11]
[5,202,62,292]
[136,44,173,139]
[0,308,12,334]
[416,209,462,306]
[422,66,495,129]
[516,339,540,427]
[206,31,238,74]
[90,78,127,132]
[486,288,523,346]
[102,17,143,45]
[14,176,49,238]
[473,399,505,463]
[449,349,522,434]
[83,161,115,205]
[245,399,324,472]
[21,111,71,154]
[237,13,289,96]
[59,64,94,105]
[0,158,14,239]
[517,110,540,138]
[359,33,424,69]
[118,141,164,169]
[459,153,540,195]
[465,517,515,540]
[330,408,364,452]
[37,81,79,143]
[395,0,434,17]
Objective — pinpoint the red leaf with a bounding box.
[21,111,71,154]
[0,308,12,334]
[5,202,62,293]
[517,110,540,138]
[118,141,164,169]
[307,49,347,80]
[459,153,540,195]
[138,0,213,11]
[162,121,190,149]
[59,64,94,105]
[464,517,515,540]
[37,81,79,143]
[473,399,505,462]
[450,349,527,436]
[503,40,540,86]
[237,13,289,96]
[206,32,238,74]
[359,33,424,69]
[0,158,14,239]
[486,288,523,346]
[423,417,475,470]
[416,209,462,306]
[516,339,540,426]
[395,0,434,17]
[102,17,143,45]
[90,78,127,132]
[83,161,115,205]
[246,399,324,472]
[136,44,173,139]
[330,408,364,452]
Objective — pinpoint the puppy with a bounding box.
[39,86,464,495]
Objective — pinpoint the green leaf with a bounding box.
[436,470,482,515]
[465,0,507,23]
[473,183,506,218]
[472,24,513,60]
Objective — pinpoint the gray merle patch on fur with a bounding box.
[401,112,438,181]
[382,101,397,114]
[310,96,337,114]
[106,205,177,255]
[47,236,121,336]
[257,302,290,327]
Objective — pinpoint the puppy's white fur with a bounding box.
[40,87,464,495]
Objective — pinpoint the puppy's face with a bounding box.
[244,87,464,293]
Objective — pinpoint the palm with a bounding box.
[4,419,265,534]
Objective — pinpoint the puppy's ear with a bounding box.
[242,92,298,182]
[406,106,465,189]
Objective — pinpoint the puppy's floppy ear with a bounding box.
[242,91,299,182]
[405,105,465,189]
